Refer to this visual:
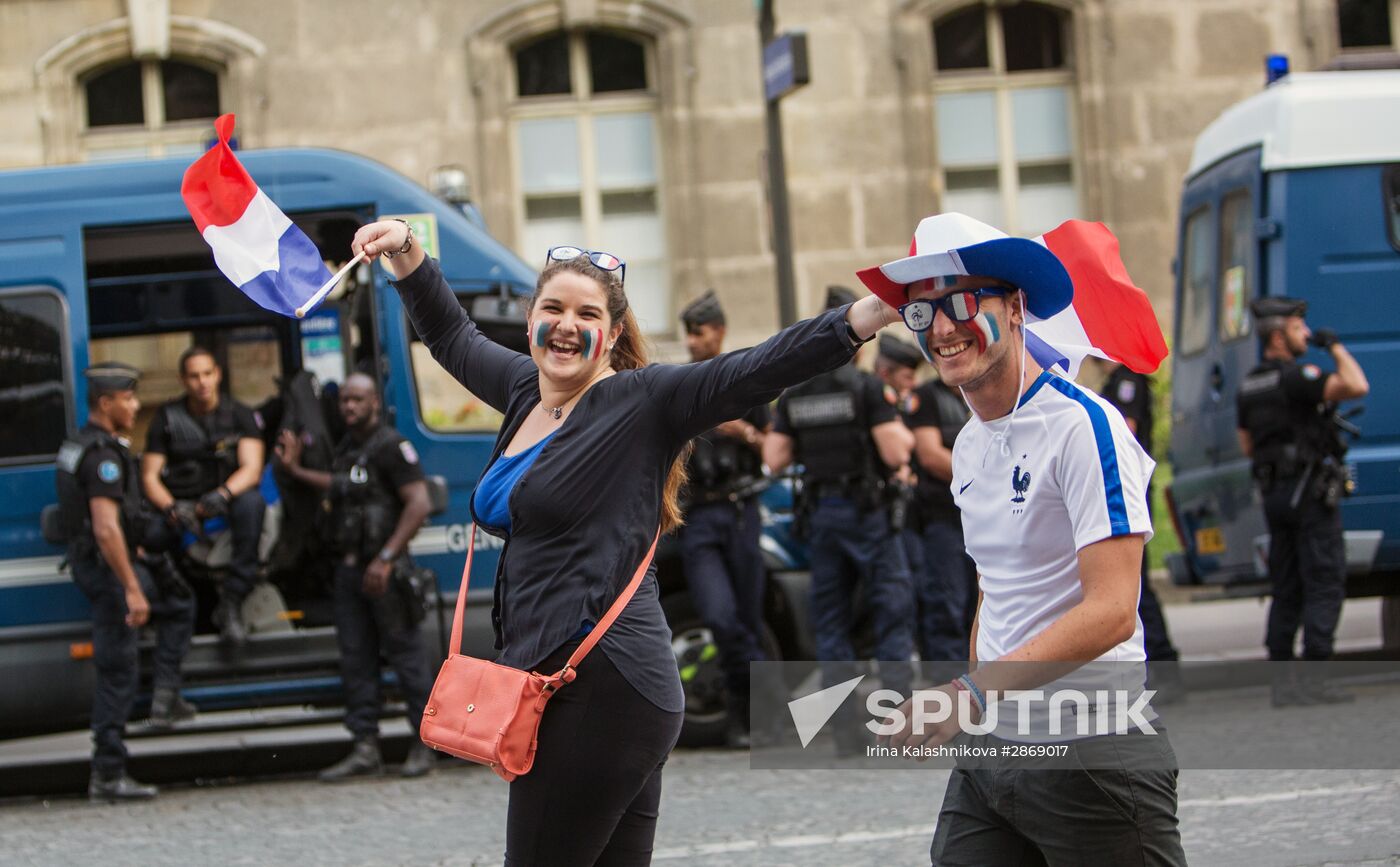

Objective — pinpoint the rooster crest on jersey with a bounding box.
[1011,465,1032,504]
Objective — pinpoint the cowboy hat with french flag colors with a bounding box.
[181,114,336,319]
[856,213,1168,377]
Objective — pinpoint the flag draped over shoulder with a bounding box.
[1024,220,1169,378]
[181,114,333,318]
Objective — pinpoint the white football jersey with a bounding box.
[952,370,1156,738]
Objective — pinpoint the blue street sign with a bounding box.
[763,32,810,102]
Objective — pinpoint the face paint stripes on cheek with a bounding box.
[971,312,1000,352]
[580,328,605,361]
[532,321,551,349]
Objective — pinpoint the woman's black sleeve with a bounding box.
[649,305,859,442]
[391,256,535,414]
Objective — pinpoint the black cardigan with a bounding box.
[394,257,859,710]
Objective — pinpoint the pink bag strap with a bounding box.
[447,524,662,683]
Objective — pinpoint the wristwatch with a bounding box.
[376,546,396,564]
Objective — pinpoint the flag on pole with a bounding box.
[1026,220,1169,378]
[181,114,335,319]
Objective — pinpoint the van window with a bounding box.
[1177,207,1213,356]
[1218,190,1254,342]
[407,291,527,434]
[0,290,69,464]
[1385,164,1400,252]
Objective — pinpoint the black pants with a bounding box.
[225,489,265,602]
[931,733,1186,866]
[1137,487,1179,663]
[678,500,768,699]
[506,639,683,867]
[913,519,977,661]
[71,554,196,777]
[332,561,433,738]
[1263,482,1346,660]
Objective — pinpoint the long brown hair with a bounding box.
[532,257,689,533]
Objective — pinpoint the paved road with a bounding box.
[3,751,1398,866]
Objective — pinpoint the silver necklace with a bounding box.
[543,404,563,420]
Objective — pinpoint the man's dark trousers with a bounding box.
[1263,481,1346,660]
[225,489,265,602]
[807,498,914,696]
[71,557,195,777]
[332,560,434,738]
[679,499,768,700]
[916,520,976,662]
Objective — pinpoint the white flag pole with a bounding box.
[295,251,366,319]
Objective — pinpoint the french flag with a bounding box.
[181,114,334,319]
[1026,220,1169,378]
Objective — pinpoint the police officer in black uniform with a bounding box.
[141,346,265,646]
[56,363,196,802]
[903,361,980,661]
[677,290,772,748]
[275,373,437,779]
[1237,297,1369,704]
[764,287,916,755]
[1099,361,1182,697]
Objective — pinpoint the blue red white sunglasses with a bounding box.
[546,246,626,286]
[899,286,1007,332]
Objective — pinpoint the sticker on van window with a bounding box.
[1221,265,1248,340]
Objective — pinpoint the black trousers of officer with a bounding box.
[332,559,434,738]
[678,499,768,701]
[71,555,196,777]
[225,489,265,602]
[1263,480,1346,660]
[1137,487,1179,663]
[913,519,978,662]
[808,498,914,696]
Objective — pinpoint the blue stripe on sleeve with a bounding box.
[1044,377,1131,535]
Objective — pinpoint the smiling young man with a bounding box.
[857,214,1185,865]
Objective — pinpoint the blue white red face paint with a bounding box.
[910,296,1002,363]
[530,320,606,362]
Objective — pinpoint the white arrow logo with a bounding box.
[787,676,865,748]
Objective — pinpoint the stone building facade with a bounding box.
[1,0,1395,346]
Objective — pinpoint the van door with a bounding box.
[1168,147,1265,585]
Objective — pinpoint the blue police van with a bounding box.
[1164,69,1400,640]
[0,148,813,745]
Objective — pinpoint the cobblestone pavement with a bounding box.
[3,751,1398,867]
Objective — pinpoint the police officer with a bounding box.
[677,290,772,748]
[1098,360,1182,697]
[1237,297,1369,704]
[141,346,265,646]
[763,287,916,756]
[56,363,196,802]
[275,373,437,779]
[901,357,981,661]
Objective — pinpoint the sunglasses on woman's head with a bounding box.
[545,246,627,286]
[899,286,1008,332]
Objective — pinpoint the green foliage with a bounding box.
[1147,351,1180,572]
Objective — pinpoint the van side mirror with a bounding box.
[40,505,64,546]
[425,475,450,517]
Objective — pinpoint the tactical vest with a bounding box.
[685,418,765,502]
[54,426,144,557]
[159,399,243,499]
[784,365,878,487]
[325,425,402,559]
[1237,358,1336,478]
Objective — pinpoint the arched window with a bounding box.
[931,2,1078,235]
[80,58,221,160]
[510,29,670,332]
[1337,0,1398,49]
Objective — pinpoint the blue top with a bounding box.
[394,256,861,713]
[471,431,556,533]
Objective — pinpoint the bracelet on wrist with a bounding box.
[376,546,397,563]
[383,219,414,258]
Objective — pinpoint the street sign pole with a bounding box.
[760,0,799,327]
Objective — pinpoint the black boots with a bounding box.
[213,595,248,647]
[400,741,437,778]
[1272,669,1356,707]
[318,736,383,782]
[89,771,158,803]
[148,687,197,730]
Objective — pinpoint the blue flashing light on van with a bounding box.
[1165,68,1400,632]
[0,148,814,744]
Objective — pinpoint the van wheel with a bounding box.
[662,592,781,748]
[1383,596,1400,651]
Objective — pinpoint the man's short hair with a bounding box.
[178,346,217,377]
